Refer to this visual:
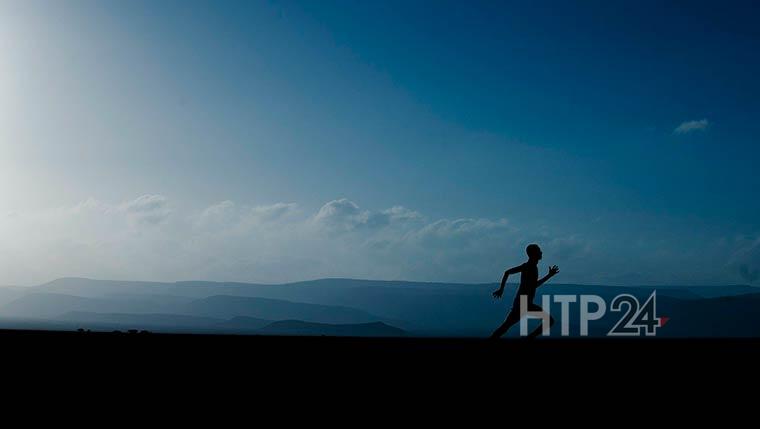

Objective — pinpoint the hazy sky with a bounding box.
[1,0,759,286]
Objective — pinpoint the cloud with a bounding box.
[313,198,421,233]
[120,194,170,225]
[0,195,180,284]
[0,195,596,285]
[313,198,364,232]
[250,202,299,222]
[197,200,237,227]
[196,201,298,231]
[122,194,168,213]
[412,218,511,249]
[674,119,709,135]
[383,206,422,222]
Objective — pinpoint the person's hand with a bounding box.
[492,289,504,299]
[548,265,560,276]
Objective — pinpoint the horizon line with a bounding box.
[4,276,754,289]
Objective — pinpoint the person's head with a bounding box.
[526,244,542,261]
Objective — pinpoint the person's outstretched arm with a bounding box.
[492,265,523,299]
[536,265,560,288]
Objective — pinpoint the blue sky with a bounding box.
[0,0,759,285]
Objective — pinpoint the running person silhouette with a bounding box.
[490,244,559,339]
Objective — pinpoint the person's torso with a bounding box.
[517,262,539,299]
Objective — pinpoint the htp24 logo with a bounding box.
[607,291,667,336]
[522,291,669,336]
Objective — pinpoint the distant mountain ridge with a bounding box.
[183,295,382,324]
[0,277,756,337]
[57,311,224,328]
[258,320,405,337]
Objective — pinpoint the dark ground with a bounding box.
[3,328,749,420]
[3,328,757,410]
[4,329,758,372]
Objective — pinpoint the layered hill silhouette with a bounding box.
[216,316,272,331]
[0,277,757,337]
[58,311,224,329]
[183,295,380,324]
[258,320,405,337]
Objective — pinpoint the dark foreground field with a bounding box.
[1,329,751,416]
[3,330,757,416]
[4,329,759,384]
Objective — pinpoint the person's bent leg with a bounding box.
[490,309,520,339]
[526,304,555,339]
